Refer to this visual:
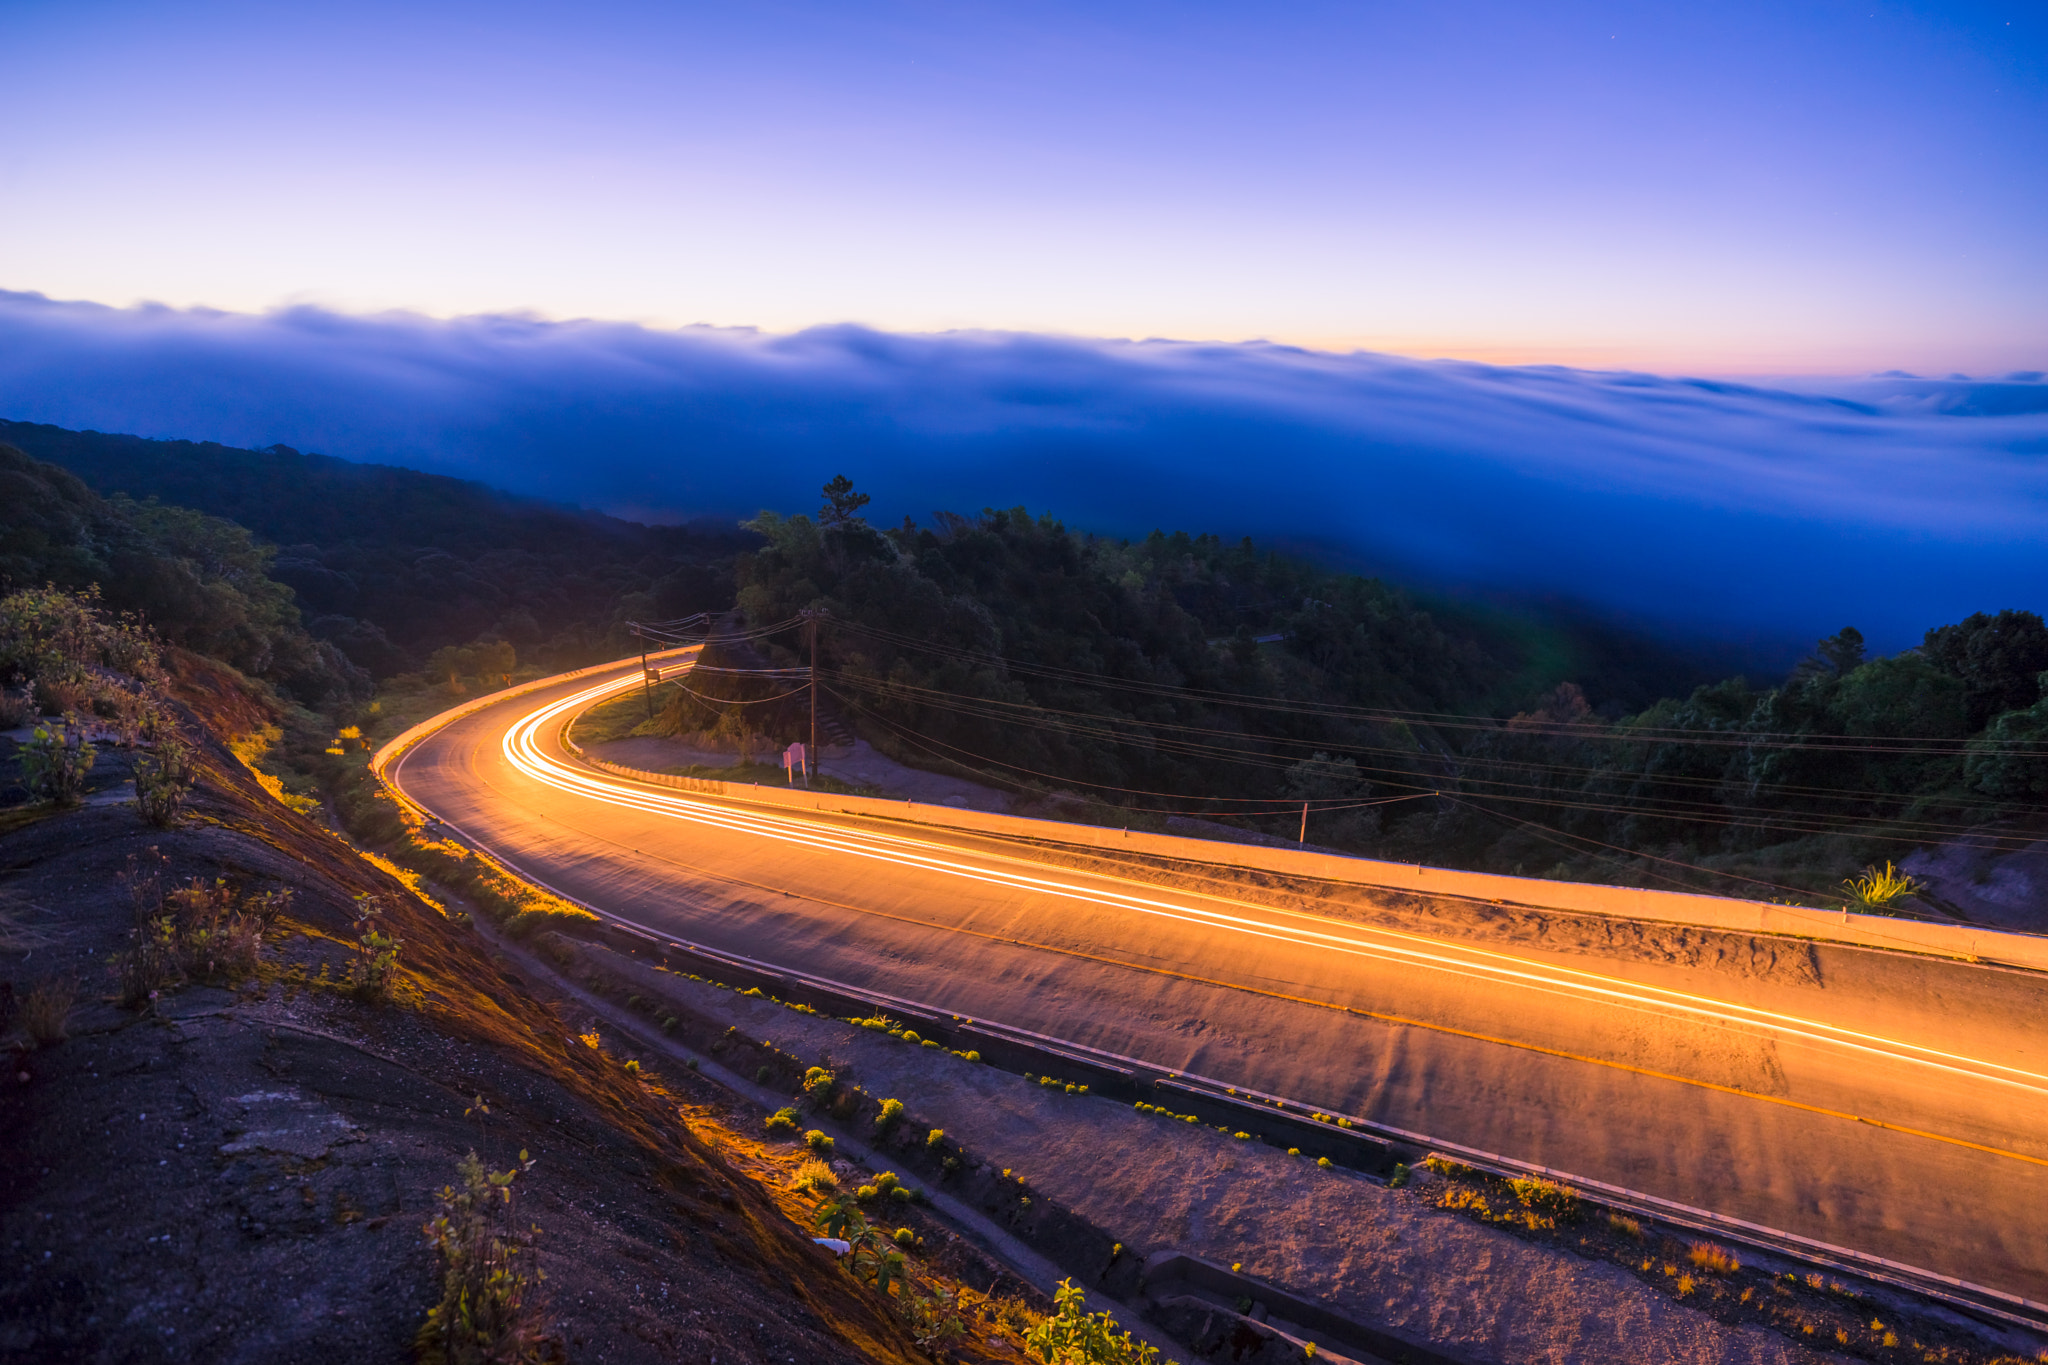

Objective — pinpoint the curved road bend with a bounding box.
[393,660,2048,1304]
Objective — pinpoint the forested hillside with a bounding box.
[727,485,2048,904]
[9,417,2041,908]
[0,419,745,678]
[0,442,362,705]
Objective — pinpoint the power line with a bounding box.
[826,618,2046,757]
[827,670,2040,844]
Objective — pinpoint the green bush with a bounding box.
[926,1128,945,1148]
[133,733,196,827]
[1388,1162,1410,1188]
[802,1066,836,1106]
[876,1097,905,1131]
[804,1129,836,1155]
[764,1107,800,1136]
[18,719,94,805]
[415,1150,559,1364]
[1023,1279,1169,1365]
[893,1227,916,1248]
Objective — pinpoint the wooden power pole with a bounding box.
[807,612,819,778]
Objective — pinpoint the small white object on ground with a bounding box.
[812,1237,851,1256]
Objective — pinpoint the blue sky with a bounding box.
[2,3,2043,653]
[3,0,2042,371]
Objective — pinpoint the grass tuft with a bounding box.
[19,977,76,1046]
[1687,1241,1740,1274]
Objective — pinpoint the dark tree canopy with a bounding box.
[1923,609,2048,731]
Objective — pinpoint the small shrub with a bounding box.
[854,1184,879,1203]
[900,1030,921,1044]
[801,1066,835,1106]
[685,1057,699,1070]
[415,1150,561,1364]
[790,1159,839,1195]
[804,1129,836,1155]
[0,686,33,729]
[873,1172,901,1194]
[890,1186,914,1204]
[1422,1155,1474,1179]
[622,1059,640,1074]
[876,1097,905,1131]
[347,896,403,1004]
[1316,1157,1333,1169]
[19,977,75,1046]
[893,1227,916,1248]
[926,1128,945,1148]
[755,1065,771,1083]
[1687,1241,1739,1274]
[1843,861,1920,913]
[1388,1163,1410,1188]
[1508,1176,1581,1224]
[1607,1212,1643,1238]
[901,1284,966,1354]
[764,1107,800,1136]
[1287,1148,1301,1157]
[18,719,95,805]
[1025,1281,1169,1364]
[133,734,196,827]
[660,1015,679,1034]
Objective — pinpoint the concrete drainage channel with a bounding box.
[487,918,1386,1364]
[571,914,2048,1343]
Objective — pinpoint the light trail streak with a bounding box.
[503,665,2048,1102]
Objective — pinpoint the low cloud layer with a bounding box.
[1,290,2042,654]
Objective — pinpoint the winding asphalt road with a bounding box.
[389,657,2048,1306]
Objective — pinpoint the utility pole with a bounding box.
[807,611,819,780]
[1299,802,1308,844]
[640,638,652,720]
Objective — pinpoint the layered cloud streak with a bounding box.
[1,290,2042,652]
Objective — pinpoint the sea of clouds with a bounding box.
[1,290,2042,654]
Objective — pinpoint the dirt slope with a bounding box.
[0,673,929,1364]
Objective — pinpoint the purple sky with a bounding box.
[3,0,2042,372]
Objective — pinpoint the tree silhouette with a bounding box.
[819,475,870,529]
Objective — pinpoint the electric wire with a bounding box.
[825,618,2047,756]
[825,670,2037,845]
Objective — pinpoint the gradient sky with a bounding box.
[3,0,2042,371]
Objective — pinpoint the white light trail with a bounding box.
[501,664,2048,1101]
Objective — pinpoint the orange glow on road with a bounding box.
[496,664,2048,1107]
